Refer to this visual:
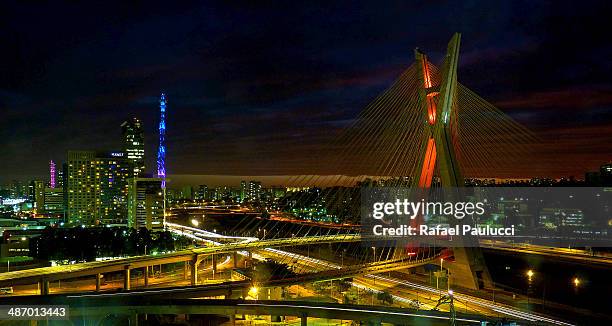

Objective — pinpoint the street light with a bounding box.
[573,277,580,287]
[249,286,259,299]
[526,269,534,305]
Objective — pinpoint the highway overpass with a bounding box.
[0,296,498,326]
[0,234,360,291]
[480,240,612,266]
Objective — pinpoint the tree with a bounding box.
[251,259,296,282]
[377,291,393,305]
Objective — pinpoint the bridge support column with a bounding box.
[144,266,149,287]
[233,252,238,268]
[212,254,218,277]
[184,261,188,280]
[39,279,50,295]
[129,313,138,326]
[95,273,102,292]
[191,256,201,285]
[300,313,307,326]
[448,247,493,290]
[124,266,131,291]
[247,251,252,268]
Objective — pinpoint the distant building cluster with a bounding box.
[166,180,283,205]
[0,117,164,231]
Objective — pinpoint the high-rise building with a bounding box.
[180,186,193,200]
[128,177,164,231]
[43,187,64,216]
[10,180,26,199]
[66,151,97,224]
[195,185,208,201]
[95,152,131,225]
[240,181,247,202]
[539,208,585,228]
[248,181,262,201]
[121,118,145,177]
[27,181,36,200]
[57,164,65,189]
[213,186,231,201]
[65,151,131,226]
[268,186,286,199]
[33,180,45,213]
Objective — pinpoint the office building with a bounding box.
[195,185,208,201]
[43,187,64,216]
[539,208,585,228]
[240,180,247,201]
[65,151,130,226]
[57,165,65,189]
[10,180,26,199]
[248,181,262,201]
[33,180,45,213]
[180,186,193,200]
[128,177,164,231]
[121,118,145,177]
[95,152,131,225]
[65,151,97,224]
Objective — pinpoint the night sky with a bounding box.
[1,1,611,184]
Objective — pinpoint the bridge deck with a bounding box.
[0,234,360,287]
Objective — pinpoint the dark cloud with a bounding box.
[1,1,611,183]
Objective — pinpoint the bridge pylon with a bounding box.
[403,33,493,290]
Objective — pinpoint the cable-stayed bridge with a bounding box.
[1,33,592,325]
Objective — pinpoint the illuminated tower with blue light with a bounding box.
[157,92,167,188]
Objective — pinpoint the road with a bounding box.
[480,239,612,266]
[176,225,574,325]
[0,226,360,287]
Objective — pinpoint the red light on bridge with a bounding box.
[422,59,432,88]
[418,138,436,188]
[426,92,439,125]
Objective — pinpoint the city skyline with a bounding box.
[1,2,612,183]
[0,5,610,324]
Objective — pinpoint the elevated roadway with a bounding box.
[480,240,612,266]
[0,296,494,325]
[0,233,360,289]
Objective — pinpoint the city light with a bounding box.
[248,286,259,299]
[157,92,167,188]
[49,160,56,189]
[0,13,609,326]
